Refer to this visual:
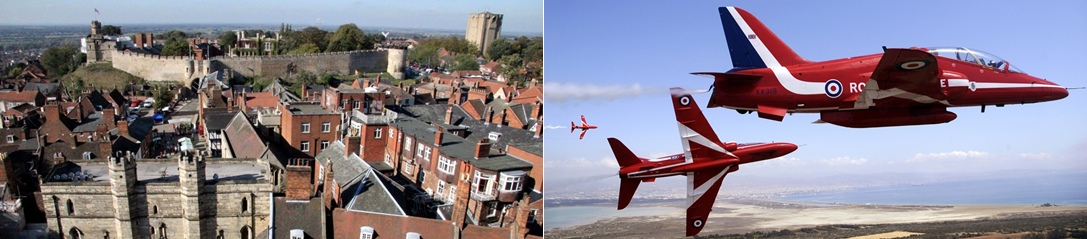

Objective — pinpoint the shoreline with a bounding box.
[545,198,1087,238]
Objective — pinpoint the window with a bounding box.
[503,175,523,191]
[438,156,455,174]
[474,171,493,194]
[447,185,457,203]
[402,162,414,175]
[159,223,167,239]
[301,123,310,133]
[66,199,74,215]
[384,154,391,165]
[300,141,310,152]
[354,100,361,109]
[321,140,329,150]
[374,128,382,139]
[416,143,425,157]
[153,205,158,214]
[82,152,92,160]
[240,226,251,239]
[5,135,12,143]
[404,137,412,151]
[359,226,374,239]
[436,180,445,197]
[241,197,248,213]
[322,122,330,133]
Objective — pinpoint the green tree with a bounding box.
[298,27,330,52]
[158,30,188,42]
[288,43,321,55]
[407,45,439,67]
[295,71,317,86]
[218,31,237,49]
[450,54,480,71]
[101,25,122,36]
[160,39,190,56]
[152,86,175,109]
[326,24,367,52]
[486,38,516,62]
[39,45,81,78]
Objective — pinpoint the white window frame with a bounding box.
[384,153,392,165]
[301,123,310,133]
[404,137,412,151]
[82,151,92,160]
[503,175,523,191]
[5,135,13,143]
[447,185,457,203]
[436,180,445,197]
[374,128,382,139]
[423,146,432,160]
[416,143,426,158]
[354,100,361,109]
[321,140,329,150]
[321,122,330,133]
[300,141,310,152]
[438,156,455,175]
[402,162,414,175]
[474,171,493,195]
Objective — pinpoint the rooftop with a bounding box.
[48,159,265,183]
[286,102,336,115]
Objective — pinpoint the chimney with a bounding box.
[534,117,543,138]
[239,90,248,111]
[285,158,314,200]
[44,102,61,124]
[70,134,78,148]
[98,137,112,158]
[474,139,491,159]
[433,125,443,146]
[117,120,129,137]
[444,106,453,125]
[103,108,116,128]
[344,136,360,158]
[530,101,542,120]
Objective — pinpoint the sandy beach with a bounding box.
[545,199,1087,239]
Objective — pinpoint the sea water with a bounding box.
[782,172,1087,205]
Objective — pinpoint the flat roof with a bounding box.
[287,103,336,115]
[62,160,265,183]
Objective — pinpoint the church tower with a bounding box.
[108,152,139,239]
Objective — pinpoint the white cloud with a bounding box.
[545,82,663,102]
[907,150,990,163]
[543,125,567,130]
[1018,153,1051,160]
[820,156,868,165]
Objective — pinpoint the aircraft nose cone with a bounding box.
[1052,87,1069,100]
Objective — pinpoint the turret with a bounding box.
[107,152,138,239]
[178,150,205,236]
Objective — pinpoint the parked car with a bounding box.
[130,100,142,107]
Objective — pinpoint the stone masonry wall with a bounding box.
[214,49,390,79]
[111,51,195,83]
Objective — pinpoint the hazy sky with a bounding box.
[0,0,542,33]
[544,0,1087,187]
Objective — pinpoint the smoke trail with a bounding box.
[548,172,618,190]
[545,82,664,102]
[544,125,567,130]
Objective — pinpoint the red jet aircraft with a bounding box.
[695,6,1070,128]
[610,88,798,237]
[570,115,598,140]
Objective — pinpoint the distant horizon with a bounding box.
[0,23,543,37]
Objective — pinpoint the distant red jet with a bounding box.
[570,115,597,140]
[610,87,798,237]
[695,6,1069,128]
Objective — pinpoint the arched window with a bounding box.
[240,226,251,239]
[153,205,158,215]
[241,197,248,213]
[217,230,224,239]
[69,227,83,239]
[66,199,74,215]
[102,230,110,239]
[159,223,167,239]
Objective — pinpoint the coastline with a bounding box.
[545,198,1087,238]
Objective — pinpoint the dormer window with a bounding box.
[82,152,92,160]
[5,135,13,143]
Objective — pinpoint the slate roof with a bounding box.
[400,104,542,157]
[392,117,533,172]
[272,196,325,239]
[71,112,103,133]
[23,83,60,97]
[202,109,236,132]
[223,112,265,158]
[314,141,405,216]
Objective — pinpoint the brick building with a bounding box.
[280,102,340,157]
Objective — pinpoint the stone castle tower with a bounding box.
[107,152,139,239]
[178,151,206,237]
[466,12,503,55]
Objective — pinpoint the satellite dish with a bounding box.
[53,175,60,180]
[213,173,219,180]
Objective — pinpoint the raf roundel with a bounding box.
[897,60,929,70]
[824,79,842,98]
[692,218,704,228]
[679,95,691,106]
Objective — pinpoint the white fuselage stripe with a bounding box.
[687,165,731,208]
[727,7,825,95]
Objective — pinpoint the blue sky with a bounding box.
[0,0,542,33]
[544,1,1087,185]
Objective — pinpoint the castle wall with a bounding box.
[40,172,273,239]
[213,49,391,79]
[111,51,194,83]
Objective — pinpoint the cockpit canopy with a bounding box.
[926,47,1024,73]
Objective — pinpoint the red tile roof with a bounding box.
[0,90,40,103]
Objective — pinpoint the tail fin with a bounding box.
[609,137,646,210]
[570,121,575,133]
[719,6,808,69]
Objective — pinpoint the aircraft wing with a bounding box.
[854,48,945,108]
[580,115,589,126]
[579,129,587,140]
[671,88,737,163]
[686,165,731,237]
